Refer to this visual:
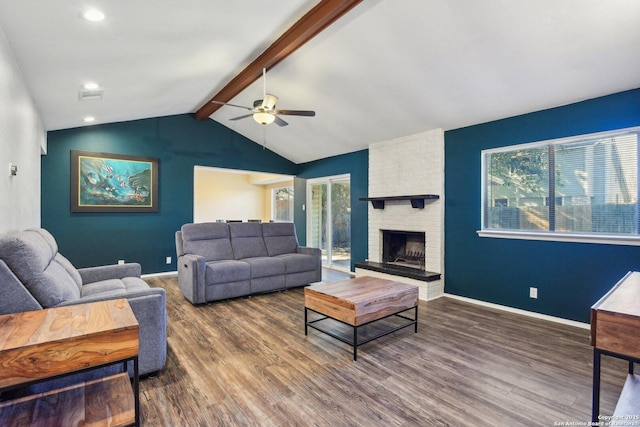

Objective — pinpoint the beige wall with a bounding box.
[193,167,293,223]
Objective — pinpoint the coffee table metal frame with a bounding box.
[304,305,418,361]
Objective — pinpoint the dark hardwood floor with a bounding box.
[140,270,626,426]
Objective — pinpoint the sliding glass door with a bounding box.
[307,174,351,271]
[330,177,351,269]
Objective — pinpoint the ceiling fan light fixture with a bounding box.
[214,68,313,127]
[83,82,99,90]
[253,112,275,125]
[82,9,105,22]
[262,94,278,110]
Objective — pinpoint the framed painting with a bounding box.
[71,150,159,213]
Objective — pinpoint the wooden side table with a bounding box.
[0,299,140,426]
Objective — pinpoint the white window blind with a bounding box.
[482,127,640,237]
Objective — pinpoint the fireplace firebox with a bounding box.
[382,230,425,270]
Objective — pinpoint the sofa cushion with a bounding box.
[205,260,251,285]
[54,253,83,290]
[229,223,268,259]
[262,223,298,256]
[242,257,285,278]
[274,253,319,274]
[0,229,81,307]
[81,277,150,298]
[181,223,234,262]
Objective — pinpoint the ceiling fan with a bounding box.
[212,68,315,126]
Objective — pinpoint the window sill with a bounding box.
[477,230,640,246]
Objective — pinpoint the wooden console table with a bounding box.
[591,271,640,423]
[0,299,140,426]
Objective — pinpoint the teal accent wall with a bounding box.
[42,114,297,274]
[295,150,369,272]
[445,88,640,323]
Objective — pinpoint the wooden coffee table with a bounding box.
[304,276,418,360]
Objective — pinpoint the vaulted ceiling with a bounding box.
[1,1,639,163]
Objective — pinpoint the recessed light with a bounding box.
[83,116,96,123]
[83,82,99,90]
[82,9,105,22]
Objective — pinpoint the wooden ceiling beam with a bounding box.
[194,0,362,120]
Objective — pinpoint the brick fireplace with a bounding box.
[355,128,444,300]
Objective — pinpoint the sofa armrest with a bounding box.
[57,287,165,306]
[78,263,142,284]
[177,254,206,304]
[297,246,322,282]
[296,246,321,257]
[0,259,42,315]
[126,291,167,375]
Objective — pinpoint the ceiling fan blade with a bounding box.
[229,114,254,121]
[274,109,316,117]
[273,115,288,127]
[212,100,252,111]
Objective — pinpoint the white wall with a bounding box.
[0,25,45,235]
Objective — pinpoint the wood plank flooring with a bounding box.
[139,271,628,426]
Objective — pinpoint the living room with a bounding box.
[2,1,640,425]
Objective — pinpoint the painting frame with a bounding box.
[70,150,159,213]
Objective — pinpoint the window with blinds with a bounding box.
[482,127,640,237]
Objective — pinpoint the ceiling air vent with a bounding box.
[78,89,104,101]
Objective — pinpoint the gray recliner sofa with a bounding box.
[175,222,321,304]
[0,228,167,377]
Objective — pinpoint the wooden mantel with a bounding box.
[359,194,439,209]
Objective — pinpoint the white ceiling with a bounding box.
[1,1,639,164]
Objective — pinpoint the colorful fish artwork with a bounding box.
[78,155,154,207]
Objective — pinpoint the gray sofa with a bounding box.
[175,222,321,304]
[0,228,167,377]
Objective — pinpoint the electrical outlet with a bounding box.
[529,287,538,299]
[118,259,125,265]
[166,256,172,264]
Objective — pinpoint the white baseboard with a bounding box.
[142,271,177,279]
[443,293,590,330]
